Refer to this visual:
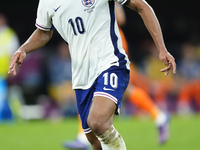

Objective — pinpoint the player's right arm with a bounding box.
[8,28,53,76]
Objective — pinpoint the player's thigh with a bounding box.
[87,96,115,135]
[88,95,115,124]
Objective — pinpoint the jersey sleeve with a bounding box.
[112,0,130,5]
[35,0,53,31]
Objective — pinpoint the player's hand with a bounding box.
[8,48,26,76]
[159,51,176,77]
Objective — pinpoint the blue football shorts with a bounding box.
[75,66,130,133]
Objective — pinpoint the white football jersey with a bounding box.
[36,0,130,89]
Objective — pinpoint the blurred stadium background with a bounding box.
[0,0,200,150]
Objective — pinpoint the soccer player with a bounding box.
[64,3,171,149]
[8,0,176,149]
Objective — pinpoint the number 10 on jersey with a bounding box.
[68,17,85,35]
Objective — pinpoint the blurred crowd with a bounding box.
[130,39,200,115]
[1,12,200,122]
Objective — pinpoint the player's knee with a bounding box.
[87,116,102,134]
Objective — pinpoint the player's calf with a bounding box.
[96,125,127,150]
[86,132,102,150]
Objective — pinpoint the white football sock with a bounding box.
[96,125,126,150]
[155,111,167,127]
[77,132,90,145]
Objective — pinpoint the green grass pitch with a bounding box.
[0,115,200,150]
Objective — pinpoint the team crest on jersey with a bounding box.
[81,0,95,7]
[82,0,95,13]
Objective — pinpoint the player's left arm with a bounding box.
[125,0,176,76]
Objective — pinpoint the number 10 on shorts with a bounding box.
[103,72,118,89]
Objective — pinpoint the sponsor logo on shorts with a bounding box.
[103,87,115,91]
